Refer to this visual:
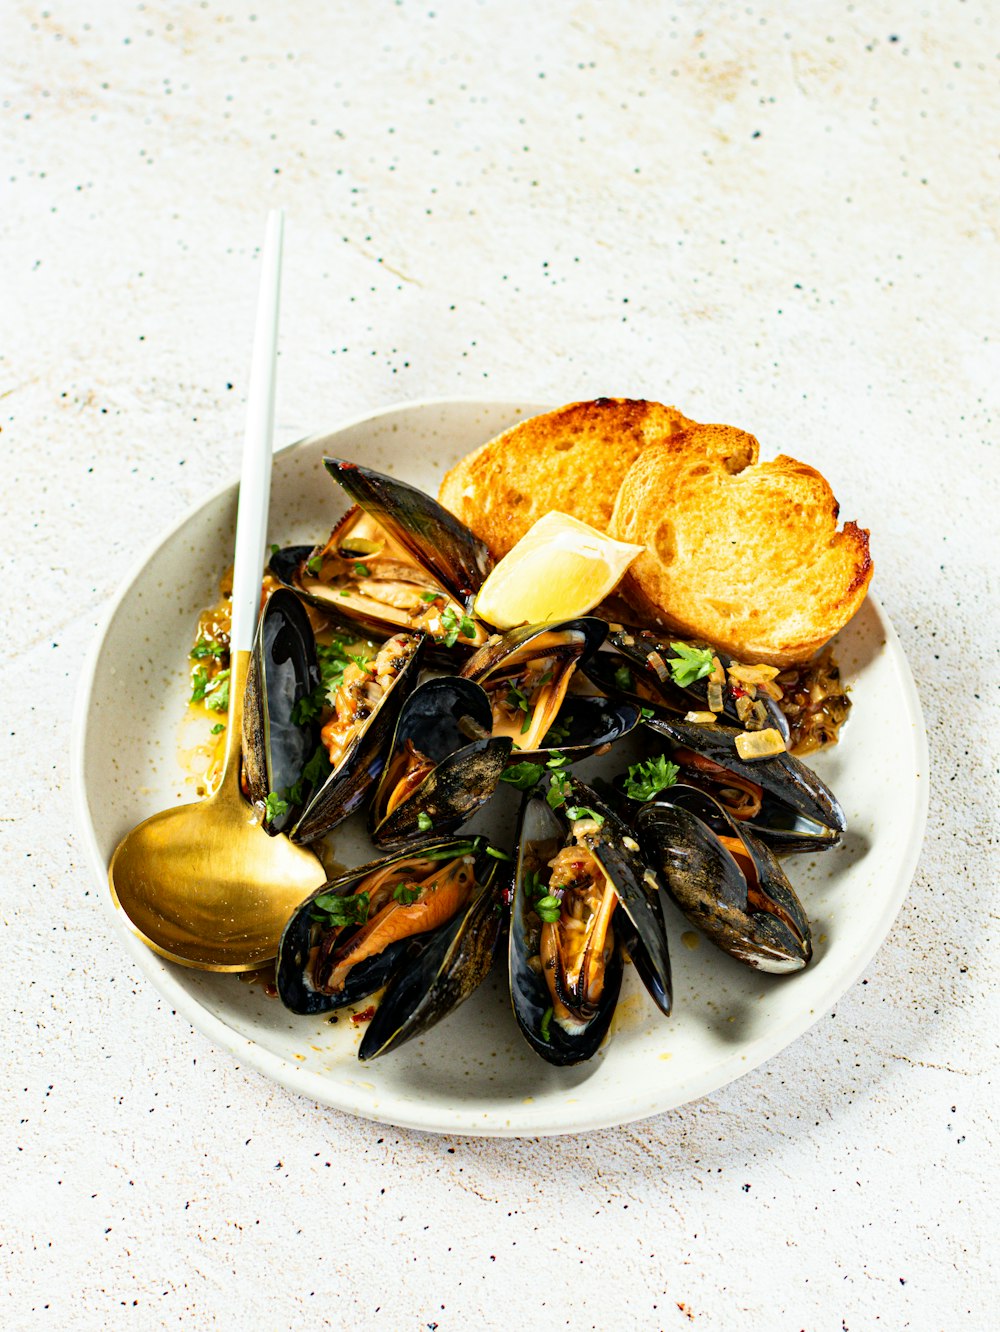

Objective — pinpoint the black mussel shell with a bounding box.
[584,630,790,742]
[242,589,321,835]
[323,457,493,601]
[290,631,426,843]
[637,787,812,973]
[359,853,504,1060]
[369,676,514,849]
[276,836,494,1016]
[539,694,642,763]
[644,716,846,847]
[509,795,623,1066]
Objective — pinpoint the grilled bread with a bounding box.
[610,424,873,666]
[438,398,695,559]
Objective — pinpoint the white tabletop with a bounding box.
[5,2,996,1327]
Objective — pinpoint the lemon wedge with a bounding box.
[473,511,644,629]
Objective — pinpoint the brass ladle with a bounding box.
[108,212,327,971]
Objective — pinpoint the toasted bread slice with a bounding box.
[438,398,696,559]
[609,425,873,666]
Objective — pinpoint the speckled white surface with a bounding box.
[4,1,997,1328]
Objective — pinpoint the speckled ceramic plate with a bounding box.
[71,398,928,1137]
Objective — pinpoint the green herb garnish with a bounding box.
[566,804,604,826]
[392,882,421,906]
[353,562,371,577]
[546,769,571,810]
[535,894,562,924]
[420,591,439,603]
[614,665,633,692]
[311,890,370,929]
[211,722,225,735]
[264,791,289,822]
[190,638,224,661]
[668,642,715,689]
[640,706,655,720]
[439,605,477,647]
[485,845,512,861]
[203,669,230,712]
[540,1007,553,1042]
[417,811,434,832]
[623,754,680,802]
[269,543,281,557]
[542,717,570,746]
[501,761,546,790]
[306,554,324,576]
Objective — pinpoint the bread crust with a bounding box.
[438,397,695,559]
[609,429,873,666]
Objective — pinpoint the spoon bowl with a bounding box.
[108,650,326,970]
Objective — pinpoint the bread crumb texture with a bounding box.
[438,397,694,558]
[610,422,873,666]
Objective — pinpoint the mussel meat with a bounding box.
[459,619,635,761]
[643,716,846,854]
[509,778,671,1065]
[276,836,497,1016]
[584,627,790,741]
[270,460,492,653]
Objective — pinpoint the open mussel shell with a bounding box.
[563,776,673,1012]
[324,457,494,601]
[637,786,812,973]
[369,676,514,850]
[644,716,846,852]
[460,618,613,760]
[584,629,790,742]
[359,852,504,1060]
[242,588,321,835]
[290,631,427,844]
[276,836,497,1017]
[509,794,623,1066]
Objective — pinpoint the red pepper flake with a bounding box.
[729,683,747,700]
[350,1005,376,1025]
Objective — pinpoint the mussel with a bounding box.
[460,619,638,762]
[276,836,499,1018]
[270,460,492,653]
[584,627,790,741]
[369,676,514,849]
[637,786,812,973]
[509,778,671,1065]
[242,583,427,844]
[643,716,846,854]
[291,630,426,843]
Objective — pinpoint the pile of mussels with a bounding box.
[244,458,846,1066]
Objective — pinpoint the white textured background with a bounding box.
[4,1,998,1328]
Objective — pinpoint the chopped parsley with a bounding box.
[292,636,369,725]
[420,841,478,861]
[210,722,225,735]
[613,665,633,692]
[392,882,421,906]
[306,553,324,576]
[285,744,331,806]
[439,605,477,647]
[269,543,281,557]
[190,638,225,661]
[623,754,680,802]
[539,1007,553,1042]
[311,890,370,929]
[202,669,230,712]
[566,804,604,826]
[668,642,716,689]
[419,591,440,603]
[640,706,655,720]
[353,562,371,577]
[535,894,562,924]
[546,769,571,810]
[485,845,512,861]
[417,811,434,832]
[264,791,289,822]
[500,761,545,791]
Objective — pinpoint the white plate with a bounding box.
[71,398,929,1137]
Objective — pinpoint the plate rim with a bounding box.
[70,396,930,1137]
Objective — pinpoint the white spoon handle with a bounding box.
[230,209,284,655]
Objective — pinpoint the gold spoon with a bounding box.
[108,211,326,971]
